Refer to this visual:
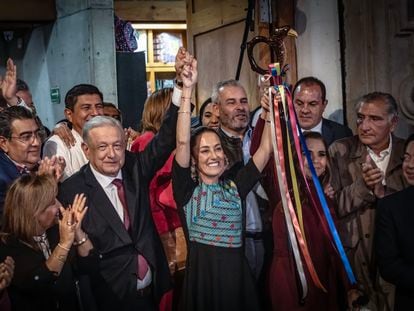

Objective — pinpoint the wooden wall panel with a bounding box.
[188,0,297,111]
[115,1,186,22]
[194,21,260,109]
[190,0,247,36]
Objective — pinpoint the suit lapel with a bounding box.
[0,151,20,180]
[84,165,132,244]
[321,119,334,146]
[386,136,404,175]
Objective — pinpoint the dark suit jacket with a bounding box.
[376,186,414,311]
[0,226,80,311]
[0,151,20,215]
[321,118,353,146]
[58,105,177,311]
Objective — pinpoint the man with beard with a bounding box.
[212,80,268,281]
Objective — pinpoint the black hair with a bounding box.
[356,92,398,116]
[16,79,29,92]
[404,133,414,153]
[64,84,103,110]
[0,106,35,138]
[198,97,213,125]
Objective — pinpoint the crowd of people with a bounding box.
[0,46,413,311]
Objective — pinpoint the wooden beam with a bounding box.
[115,1,186,22]
[0,0,56,22]
[275,0,297,86]
[190,0,247,35]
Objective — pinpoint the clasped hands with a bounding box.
[361,154,385,198]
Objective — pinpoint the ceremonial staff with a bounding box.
[246,25,356,301]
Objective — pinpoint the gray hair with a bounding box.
[355,92,398,117]
[211,79,245,104]
[82,116,124,145]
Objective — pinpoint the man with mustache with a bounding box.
[212,80,268,281]
[329,92,408,310]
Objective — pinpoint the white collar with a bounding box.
[90,164,122,189]
[301,119,323,134]
[367,134,393,160]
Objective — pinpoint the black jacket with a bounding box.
[58,105,177,311]
[321,118,353,146]
[376,186,414,311]
[0,226,80,311]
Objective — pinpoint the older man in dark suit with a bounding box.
[293,76,353,145]
[58,109,177,310]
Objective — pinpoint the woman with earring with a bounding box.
[172,53,272,310]
[0,174,91,311]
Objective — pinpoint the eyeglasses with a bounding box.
[9,128,46,144]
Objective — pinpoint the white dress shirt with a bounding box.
[367,135,392,186]
[42,129,88,181]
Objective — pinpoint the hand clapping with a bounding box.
[361,154,385,198]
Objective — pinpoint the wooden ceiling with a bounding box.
[114,0,186,22]
[0,0,56,30]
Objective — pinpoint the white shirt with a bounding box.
[367,135,392,186]
[89,165,152,289]
[42,129,88,181]
[299,119,323,134]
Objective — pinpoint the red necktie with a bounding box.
[112,178,149,280]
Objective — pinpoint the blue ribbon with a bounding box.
[298,126,356,284]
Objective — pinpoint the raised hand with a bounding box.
[175,47,188,83]
[54,156,66,181]
[38,156,66,182]
[0,58,19,105]
[260,87,282,121]
[58,204,76,249]
[181,56,198,89]
[324,183,335,200]
[72,194,88,234]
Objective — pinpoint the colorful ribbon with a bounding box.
[298,128,356,284]
[268,86,308,299]
[270,86,326,293]
[266,62,356,285]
